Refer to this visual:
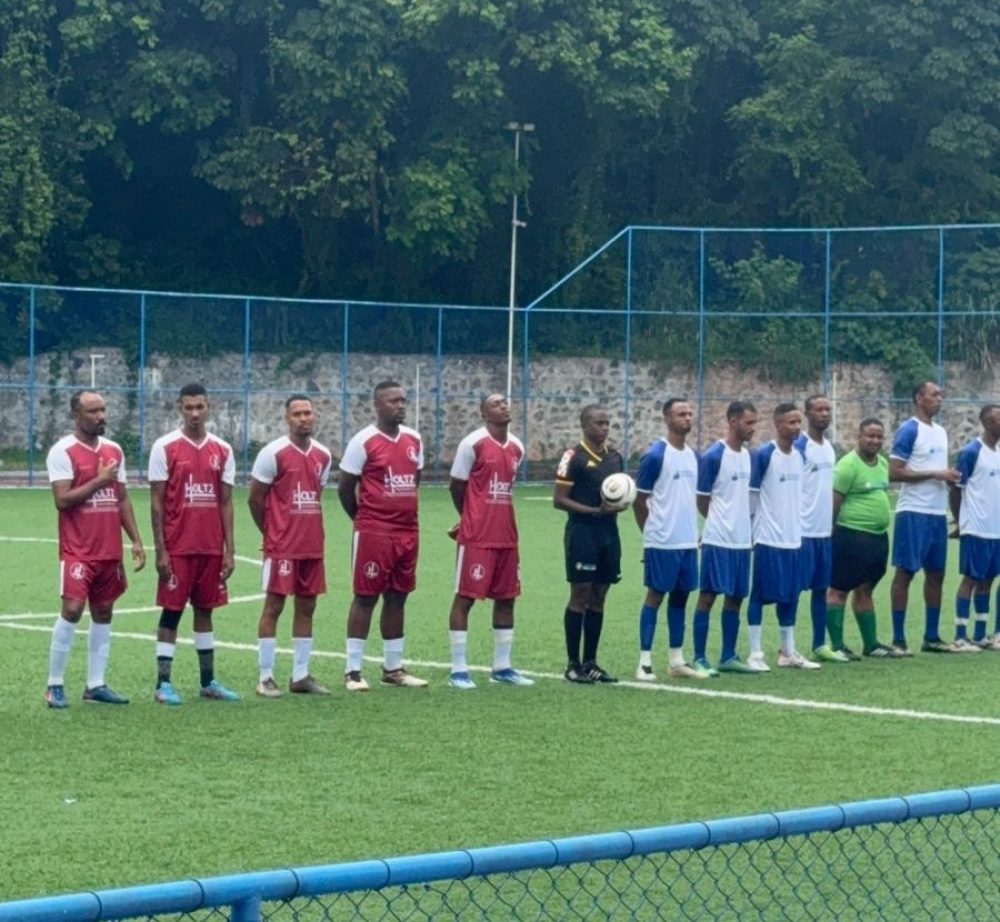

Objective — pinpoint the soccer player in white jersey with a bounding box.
[747,403,817,670]
[949,404,1000,651]
[249,395,333,696]
[692,401,757,675]
[45,390,146,708]
[447,394,533,688]
[794,395,849,664]
[888,381,961,655]
[339,381,427,691]
[148,383,240,704]
[633,399,703,680]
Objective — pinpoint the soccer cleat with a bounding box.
[813,644,850,663]
[693,657,720,678]
[381,668,429,688]
[668,662,706,680]
[890,643,914,658]
[582,661,618,684]
[635,664,657,682]
[834,645,862,662]
[949,638,982,654]
[746,652,771,673]
[344,671,370,692]
[154,682,182,706]
[987,636,1000,651]
[83,685,129,704]
[448,671,477,690]
[45,684,68,709]
[718,655,757,674]
[289,674,330,695]
[865,644,903,658]
[920,639,953,654]
[256,677,282,698]
[565,663,595,684]
[200,680,241,701]
[777,650,821,670]
[490,668,535,686]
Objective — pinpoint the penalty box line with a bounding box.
[1,620,1000,728]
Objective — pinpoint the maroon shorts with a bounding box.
[157,554,227,610]
[60,558,127,607]
[352,530,418,595]
[262,557,326,598]
[454,545,520,601]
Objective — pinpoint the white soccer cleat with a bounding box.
[746,652,771,673]
[950,638,983,654]
[777,650,821,669]
[667,663,704,680]
[635,664,657,682]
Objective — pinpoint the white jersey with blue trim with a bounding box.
[955,438,1000,539]
[635,438,698,550]
[750,441,804,549]
[890,417,949,515]
[794,433,835,538]
[697,439,752,549]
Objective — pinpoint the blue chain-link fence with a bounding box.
[2,785,999,921]
[2,223,999,482]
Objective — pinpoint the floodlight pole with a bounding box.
[505,121,534,401]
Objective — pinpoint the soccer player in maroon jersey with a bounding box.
[44,390,146,708]
[249,394,333,697]
[338,381,428,691]
[148,383,240,705]
[446,393,534,689]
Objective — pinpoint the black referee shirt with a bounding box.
[555,441,624,525]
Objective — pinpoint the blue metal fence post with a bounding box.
[937,227,945,386]
[242,298,252,482]
[624,228,633,466]
[823,231,831,393]
[27,286,37,486]
[522,308,530,483]
[138,293,147,478]
[435,307,443,481]
[341,304,351,455]
[696,231,706,448]
[230,895,262,922]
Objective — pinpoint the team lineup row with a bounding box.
[40,379,998,707]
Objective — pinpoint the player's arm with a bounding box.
[449,477,467,515]
[50,459,120,510]
[248,478,270,533]
[696,493,711,519]
[553,481,610,517]
[633,492,650,531]
[220,482,236,580]
[888,457,960,484]
[337,471,360,520]
[118,486,146,572]
[149,481,172,581]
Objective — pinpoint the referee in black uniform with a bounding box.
[553,404,623,683]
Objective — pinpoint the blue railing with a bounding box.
[3,783,1000,920]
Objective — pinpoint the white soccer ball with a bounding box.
[600,472,637,511]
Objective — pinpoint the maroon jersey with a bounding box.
[340,424,423,534]
[148,430,236,555]
[450,427,524,548]
[46,435,128,561]
[251,436,332,559]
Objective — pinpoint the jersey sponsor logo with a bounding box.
[184,475,218,505]
[556,449,574,479]
[315,462,324,477]
[672,469,695,480]
[729,471,750,481]
[488,472,514,503]
[292,482,321,511]
[363,561,380,579]
[87,486,119,510]
[406,445,420,463]
[278,559,292,576]
[470,563,485,581]
[69,563,86,580]
[209,453,222,471]
[778,473,801,483]
[384,466,417,495]
[574,561,597,572]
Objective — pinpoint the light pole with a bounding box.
[89,353,106,388]
[505,121,534,401]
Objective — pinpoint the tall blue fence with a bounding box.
[3,784,1000,920]
[2,223,999,483]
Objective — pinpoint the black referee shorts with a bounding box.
[830,526,889,593]
[564,522,622,584]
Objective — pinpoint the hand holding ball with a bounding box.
[600,473,637,511]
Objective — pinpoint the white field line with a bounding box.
[2,619,1000,726]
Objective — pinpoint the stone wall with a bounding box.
[3,349,998,473]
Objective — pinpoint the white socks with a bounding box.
[87,622,111,689]
[48,617,78,686]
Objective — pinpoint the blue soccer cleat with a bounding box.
[46,684,69,709]
[448,671,477,690]
[490,668,535,686]
[154,682,182,706]
[82,684,129,704]
[200,680,241,702]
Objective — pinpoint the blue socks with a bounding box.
[639,604,657,652]
[810,591,826,649]
[693,610,709,661]
[892,609,907,646]
[667,605,686,649]
[721,609,740,662]
[925,605,941,643]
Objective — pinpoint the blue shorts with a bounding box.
[644,548,698,594]
[700,545,750,599]
[799,536,832,592]
[892,512,947,574]
[751,544,802,605]
[959,535,1000,581]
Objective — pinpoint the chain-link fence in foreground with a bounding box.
[3,785,1000,921]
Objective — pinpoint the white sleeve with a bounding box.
[148,440,168,482]
[47,443,73,482]
[251,443,278,484]
[117,454,128,484]
[416,438,425,472]
[450,435,476,481]
[339,435,367,476]
[222,445,237,487]
[319,451,332,486]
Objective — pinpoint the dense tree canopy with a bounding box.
[0,0,997,311]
